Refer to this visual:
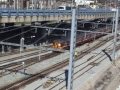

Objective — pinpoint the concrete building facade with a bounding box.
[75,0,94,6]
[0,0,74,9]
[0,0,58,9]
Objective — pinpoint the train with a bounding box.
[52,27,112,50]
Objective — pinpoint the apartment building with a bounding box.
[0,0,73,9]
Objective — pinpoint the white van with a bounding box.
[58,6,71,10]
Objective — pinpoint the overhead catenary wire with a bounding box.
[0,22,60,45]
[0,25,16,30]
[32,22,63,44]
[0,25,30,34]
[32,26,113,35]
[50,40,119,90]
[77,21,113,26]
[1,28,35,42]
[50,41,114,81]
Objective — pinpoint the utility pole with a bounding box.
[67,6,77,90]
[113,7,119,60]
[112,12,115,34]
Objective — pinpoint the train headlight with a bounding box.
[58,43,61,47]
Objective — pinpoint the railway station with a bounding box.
[0,0,120,90]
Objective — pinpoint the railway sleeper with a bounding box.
[87,56,95,61]
[89,62,99,66]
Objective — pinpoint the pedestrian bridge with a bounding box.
[0,9,115,23]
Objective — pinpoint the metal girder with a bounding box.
[32,26,113,35]
[0,41,30,47]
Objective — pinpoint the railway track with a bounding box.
[48,43,120,90]
[48,40,115,90]
[0,51,60,77]
[0,49,49,65]
[1,35,115,90]
[32,39,118,90]
[0,48,38,57]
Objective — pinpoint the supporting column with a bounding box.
[39,43,42,61]
[83,23,84,28]
[2,45,5,54]
[113,8,119,60]
[84,32,87,39]
[112,12,115,34]
[65,31,67,37]
[20,37,25,53]
[35,28,37,33]
[68,8,77,90]
[47,29,51,35]
[95,23,98,28]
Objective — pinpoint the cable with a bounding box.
[1,28,35,42]
[102,49,113,62]
[33,22,63,44]
[32,26,112,35]
[0,26,15,29]
[0,25,30,34]
[1,22,51,44]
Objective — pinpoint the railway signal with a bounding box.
[22,61,26,73]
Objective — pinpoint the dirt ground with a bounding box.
[94,59,120,90]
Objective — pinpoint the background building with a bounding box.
[0,0,73,9]
[1,0,117,9]
[75,0,94,6]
